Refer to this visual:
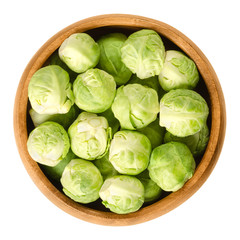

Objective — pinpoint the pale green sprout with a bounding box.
[28,65,74,114]
[99,175,144,214]
[138,119,165,149]
[41,149,76,181]
[68,112,112,160]
[109,130,151,175]
[148,142,196,192]
[164,123,209,157]
[111,84,159,130]
[59,33,100,73]
[97,33,132,85]
[27,122,70,167]
[94,152,118,180]
[29,105,79,129]
[160,89,209,137]
[61,159,103,203]
[137,170,162,202]
[121,29,165,79]
[159,50,199,91]
[73,68,116,113]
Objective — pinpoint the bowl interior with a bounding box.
[26,25,211,212]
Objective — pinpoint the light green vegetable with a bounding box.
[68,112,111,160]
[27,121,70,167]
[73,68,116,113]
[164,123,209,157]
[148,142,196,192]
[160,89,209,137]
[41,149,76,181]
[61,159,103,203]
[29,105,79,129]
[109,130,151,175]
[99,175,144,214]
[121,29,165,79]
[111,84,159,130]
[159,50,199,91]
[94,152,118,180]
[28,65,74,114]
[137,170,162,202]
[59,33,100,73]
[138,119,165,149]
[97,33,132,85]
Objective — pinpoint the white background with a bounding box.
[1,0,239,239]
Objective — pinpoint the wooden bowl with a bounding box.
[14,14,226,226]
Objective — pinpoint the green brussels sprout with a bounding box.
[160,89,209,137]
[28,65,74,114]
[138,119,165,149]
[59,33,100,73]
[109,130,151,175]
[60,159,103,203]
[99,108,120,134]
[68,112,112,160]
[99,175,144,214]
[164,123,209,157]
[29,105,79,129]
[27,121,70,167]
[41,149,76,181]
[159,50,199,91]
[73,68,116,113]
[49,51,78,82]
[111,84,159,130]
[121,29,165,79]
[136,170,162,202]
[97,33,132,85]
[94,152,118,180]
[148,142,196,192]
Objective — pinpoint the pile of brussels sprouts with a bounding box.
[27,29,210,214]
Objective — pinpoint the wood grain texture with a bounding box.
[13,14,226,226]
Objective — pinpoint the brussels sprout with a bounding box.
[111,84,159,130]
[138,119,165,149]
[59,33,100,73]
[160,89,209,137]
[97,33,132,85]
[68,112,111,160]
[94,152,118,180]
[49,51,78,82]
[99,175,144,214]
[109,130,151,175]
[148,142,196,192]
[137,170,162,202]
[121,29,165,79]
[73,68,116,113]
[41,149,76,181]
[99,107,119,134]
[27,121,70,167]
[164,123,209,157]
[29,105,79,129]
[28,65,74,114]
[61,159,103,203]
[159,50,199,91]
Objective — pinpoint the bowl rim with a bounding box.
[13,14,226,226]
